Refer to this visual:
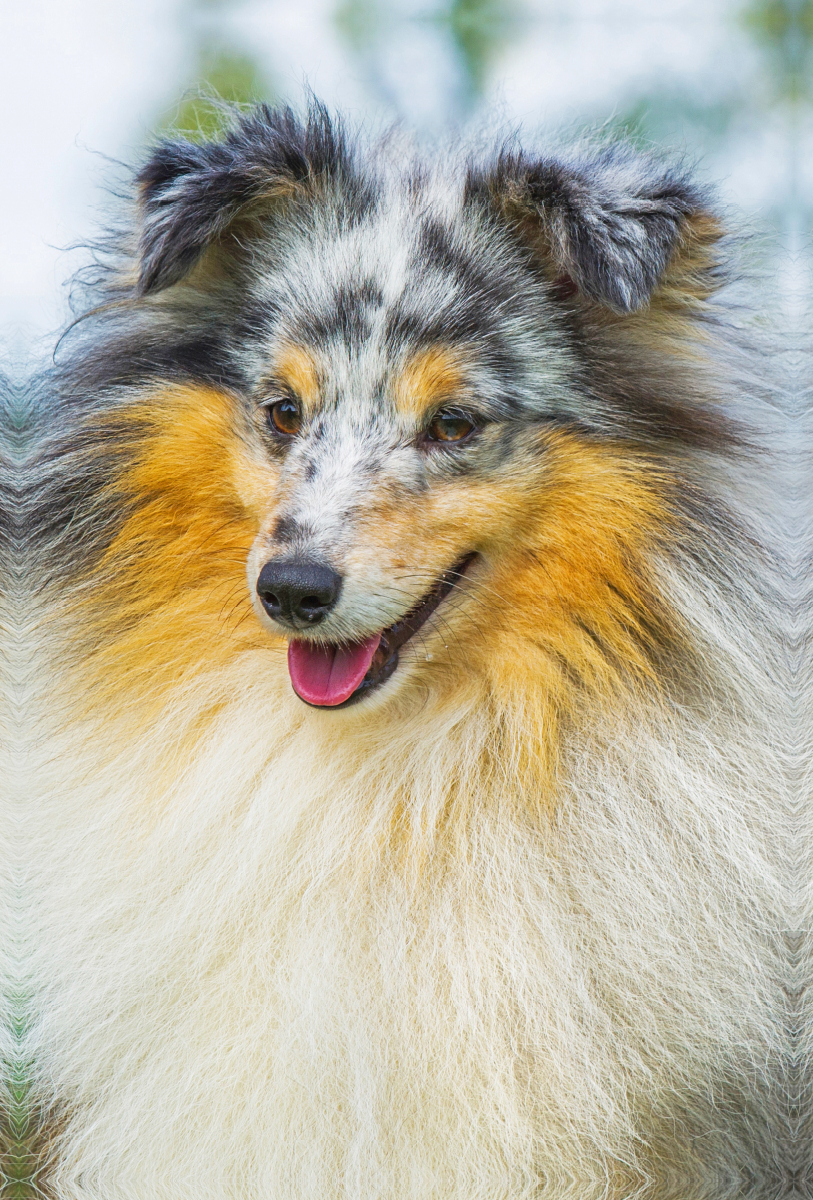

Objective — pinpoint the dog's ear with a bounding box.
[136,102,352,295]
[466,146,709,314]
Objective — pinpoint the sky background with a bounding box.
[2,0,810,343]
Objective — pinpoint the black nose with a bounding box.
[256,559,342,630]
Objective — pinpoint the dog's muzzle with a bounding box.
[256,558,342,631]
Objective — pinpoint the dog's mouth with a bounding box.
[287,554,477,709]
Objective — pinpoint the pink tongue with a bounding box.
[288,634,382,707]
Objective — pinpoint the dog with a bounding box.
[20,103,790,1197]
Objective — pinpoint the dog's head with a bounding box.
[78,104,730,714]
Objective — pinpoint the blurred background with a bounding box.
[2,0,810,339]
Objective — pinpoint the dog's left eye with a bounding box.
[426,410,477,443]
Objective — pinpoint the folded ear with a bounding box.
[467,145,710,314]
[135,102,352,295]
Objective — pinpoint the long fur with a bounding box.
[19,104,794,1198]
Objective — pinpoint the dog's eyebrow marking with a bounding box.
[273,344,321,412]
[393,347,467,419]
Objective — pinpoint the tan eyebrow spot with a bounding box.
[274,344,321,412]
[394,347,466,418]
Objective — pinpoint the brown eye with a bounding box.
[427,411,476,443]
[267,398,302,437]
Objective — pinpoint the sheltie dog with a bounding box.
[20,103,790,1197]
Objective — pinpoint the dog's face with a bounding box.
[68,107,725,715]
[231,198,588,708]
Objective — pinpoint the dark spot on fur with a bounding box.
[296,279,385,349]
[418,219,483,288]
[55,321,247,398]
[271,515,302,544]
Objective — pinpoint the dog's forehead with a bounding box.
[241,174,577,422]
[255,190,510,356]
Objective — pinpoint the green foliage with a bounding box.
[600,91,743,151]
[444,0,523,98]
[160,43,274,142]
[333,0,526,112]
[584,0,811,178]
[742,0,813,101]
[334,0,383,54]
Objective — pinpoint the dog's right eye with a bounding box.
[267,399,302,437]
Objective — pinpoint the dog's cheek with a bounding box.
[349,477,526,575]
[224,410,289,532]
[470,432,670,699]
[230,441,284,527]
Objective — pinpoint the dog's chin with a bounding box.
[286,553,478,710]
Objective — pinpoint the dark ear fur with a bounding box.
[467,145,708,314]
[136,102,352,295]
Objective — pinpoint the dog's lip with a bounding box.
[291,552,478,709]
